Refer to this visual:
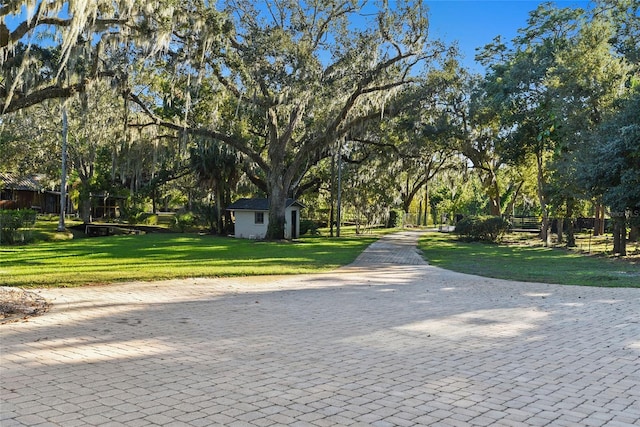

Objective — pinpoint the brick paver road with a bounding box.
[2,231,639,426]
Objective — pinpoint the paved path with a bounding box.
[1,231,639,426]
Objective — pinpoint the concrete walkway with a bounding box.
[1,231,639,426]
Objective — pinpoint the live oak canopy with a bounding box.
[2,0,447,239]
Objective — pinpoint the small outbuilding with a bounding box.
[227,198,304,239]
[0,172,62,213]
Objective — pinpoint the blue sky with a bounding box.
[426,0,590,73]
[4,0,591,75]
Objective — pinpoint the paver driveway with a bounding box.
[1,231,639,426]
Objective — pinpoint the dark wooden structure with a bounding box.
[84,224,141,237]
[89,193,126,220]
[509,216,541,232]
[0,173,63,213]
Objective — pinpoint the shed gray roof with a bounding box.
[226,198,304,211]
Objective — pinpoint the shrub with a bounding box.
[172,212,197,233]
[193,202,219,233]
[455,215,510,243]
[142,214,158,225]
[120,203,147,224]
[481,216,511,242]
[387,209,403,228]
[454,216,476,240]
[300,219,320,236]
[0,209,37,244]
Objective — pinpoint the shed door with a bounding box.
[291,209,298,239]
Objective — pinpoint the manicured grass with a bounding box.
[1,233,377,288]
[31,217,79,242]
[419,232,640,288]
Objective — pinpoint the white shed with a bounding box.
[227,198,304,239]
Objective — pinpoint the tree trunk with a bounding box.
[505,180,524,219]
[557,217,564,245]
[329,149,335,237]
[264,105,290,240]
[224,187,233,234]
[566,199,576,247]
[594,202,602,236]
[402,198,411,216]
[612,216,627,256]
[424,182,429,226]
[481,171,501,216]
[613,219,620,254]
[57,103,68,232]
[489,199,501,216]
[629,225,639,242]
[540,215,551,247]
[79,185,92,224]
[594,203,606,236]
[400,173,428,217]
[336,149,343,238]
[214,180,223,234]
[265,171,287,240]
[535,152,551,246]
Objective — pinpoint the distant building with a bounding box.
[89,193,126,220]
[0,173,63,213]
[227,198,304,239]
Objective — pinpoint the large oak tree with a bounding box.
[130,0,446,239]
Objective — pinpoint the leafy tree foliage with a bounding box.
[580,87,640,255]
[190,140,241,233]
[1,0,192,113]
[3,0,637,251]
[477,1,636,250]
[128,0,447,238]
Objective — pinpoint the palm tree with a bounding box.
[190,140,241,233]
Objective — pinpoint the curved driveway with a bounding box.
[2,231,639,426]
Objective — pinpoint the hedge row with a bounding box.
[0,209,38,244]
[454,216,510,243]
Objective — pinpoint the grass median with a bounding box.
[418,232,640,288]
[1,232,377,288]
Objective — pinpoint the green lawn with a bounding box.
[419,232,640,288]
[6,226,638,288]
[1,233,377,287]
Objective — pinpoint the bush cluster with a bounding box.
[0,209,37,244]
[387,209,403,228]
[192,203,219,233]
[455,215,510,243]
[300,219,320,236]
[172,212,197,233]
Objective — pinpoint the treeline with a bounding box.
[0,1,638,252]
[471,0,640,255]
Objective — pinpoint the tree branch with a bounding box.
[3,13,128,49]
[1,73,113,114]
[127,90,269,171]
[351,137,401,154]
